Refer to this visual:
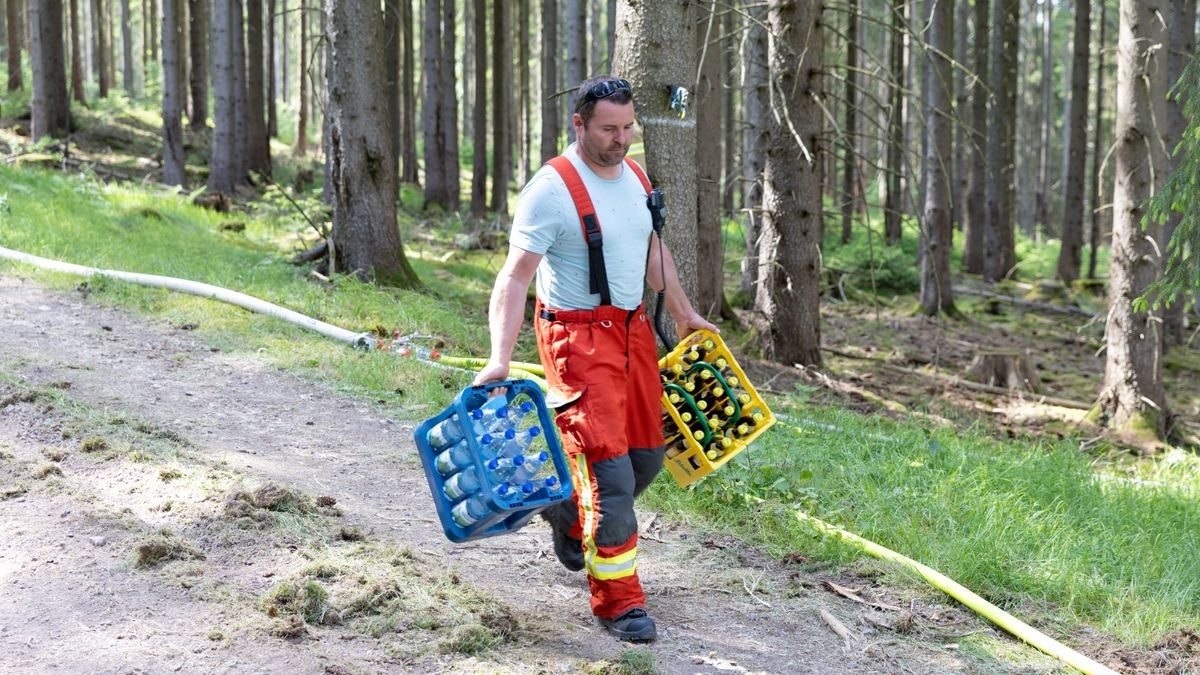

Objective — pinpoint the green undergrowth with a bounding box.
[640,401,1200,646]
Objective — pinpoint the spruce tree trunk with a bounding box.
[756,0,822,366]
[400,0,418,184]
[293,0,307,155]
[588,0,599,74]
[29,0,69,139]
[245,0,269,174]
[490,0,510,214]
[421,0,447,207]
[188,0,207,129]
[385,0,400,182]
[208,0,236,192]
[461,0,471,140]
[720,5,735,215]
[161,0,185,185]
[565,0,585,143]
[1034,0,1052,234]
[439,0,459,209]
[149,0,157,60]
[92,0,110,96]
[1087,2,1107,280]
[695,0,723,319]
[539,0,558,162]
[738,0,767,301]
[469,0,486,219]
[120,0,133,95]
[1057,0,1090,284]
[266,0,275,137]
[279,0,287,104]
[231,0,248,182]
[614,0,699,312]
[517,0,530,185]
[884,0,905,245]
[1160,0,1195,345]
[1093,0,1167,440]
[327,0,419,288]
[5,0,20,90]
[69,0,85,101]
[919,0,955,315]
[984,0,1018,281]
[840,0,858,245]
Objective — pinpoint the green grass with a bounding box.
[641,401,1200,645]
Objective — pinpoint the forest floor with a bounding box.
[0,275,1078,674]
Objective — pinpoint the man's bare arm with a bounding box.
[473,246,543,385]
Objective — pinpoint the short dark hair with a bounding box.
[574,75,634,124]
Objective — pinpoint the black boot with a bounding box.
[551,525,585,572]
[598,607,657,642]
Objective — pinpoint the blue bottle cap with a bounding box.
[520,481,535,495]
[544,475,558,488]
[519,401,534,414]
[486,458,501,471]
[511,454,524,466]
[480,433,493,445]
[527,427,541,438]
[535,451,549,462]
[496,406,511,419]
[496,483,510,496]
[504,428,516,441]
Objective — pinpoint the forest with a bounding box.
[1,0,1199,672]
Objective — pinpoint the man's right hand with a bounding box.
[472,359,510,387]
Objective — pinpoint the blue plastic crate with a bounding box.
[413,379,573,543]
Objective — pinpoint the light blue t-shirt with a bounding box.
[510,143,652,310]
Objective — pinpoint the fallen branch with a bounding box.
[819,608,856,650]
[952,286,1096,317]
[823,580,903,612]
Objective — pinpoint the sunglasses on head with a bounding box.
[579,78,632,107]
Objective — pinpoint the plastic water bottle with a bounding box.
[515,481,537,500]
[543,475,564,497]
[442,467,484,501]
[498,427,542,458]
[474,399,536,436]
[451,486,505,527]
[485,453,524,482]
[427,413,467,450]
[435,434,490,476]
[507,451,549,485]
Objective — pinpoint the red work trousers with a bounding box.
[534,300,666,620]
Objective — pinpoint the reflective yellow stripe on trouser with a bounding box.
[576,454,639,581]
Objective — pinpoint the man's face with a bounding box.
[575,100,636,168]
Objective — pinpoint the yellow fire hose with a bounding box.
[0,246,1118,673]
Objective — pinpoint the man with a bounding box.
[473,75,716,642]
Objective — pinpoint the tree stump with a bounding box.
[965,350,1041,393]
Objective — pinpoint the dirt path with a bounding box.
[0,275,1054,674]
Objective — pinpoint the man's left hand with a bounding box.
[674,312,719,340]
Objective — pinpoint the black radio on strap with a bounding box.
[582,214,612,306]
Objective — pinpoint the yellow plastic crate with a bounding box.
[657,329,775,487]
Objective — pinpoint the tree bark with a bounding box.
[884,0,905,245]
[266,0,275,137]
[326,0,420,288]
[1057,0,1090,284]
[245,0,269,174]
[208,0,236,192]
[293,0,307,155]
[69,0,85,101]
[517,0,530,185]
[29,0,69,139]
[461,0,471,141]
[421,0,447,207]
[951,0,968,231]
[231,0,248,182]
[614,0,700,327]
[588,0,599,75]
[840,0,858,245]
[399,0,418,184]
[280,0,286,103]
[439,0,459,208]
[149,0,157,61]
[5,0,21,90]
[469,0,486,219]
[756,0,822,366]
[539,0,558,162]
[919,0,955,316]
[1087,2,1107,280]
[188,0,207,129]
[1034,0,1052,235]
[119,0,133,95]
[1093,0,1167,440]
[739,0,767,301]
[92,0,110,96]
[565,0,585,143]
[161,0,185,186]
[695,0,723,320]
[385,0,400,184]
[720,5,735,215]
[490,0,510,214]
[1160,0,1195,345]
[984,0,1018,281]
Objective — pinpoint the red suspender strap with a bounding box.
[547,155,612,306]
[624,157,653,195]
